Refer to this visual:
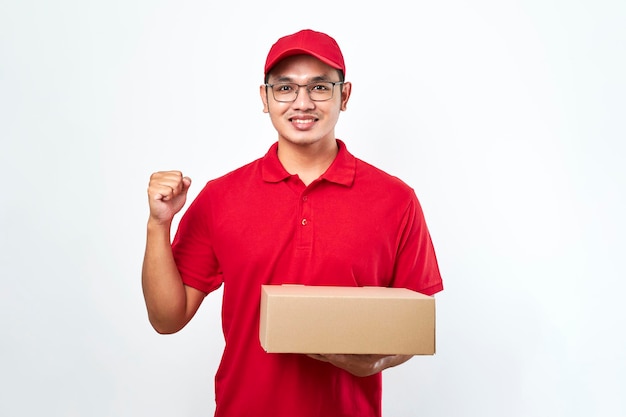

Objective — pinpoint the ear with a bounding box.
[340,81,352,111]
[260,84,270,113]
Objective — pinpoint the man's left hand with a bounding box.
[307,354,413,377]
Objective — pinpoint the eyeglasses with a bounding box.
[265,81,344,102]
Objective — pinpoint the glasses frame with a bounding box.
[264,81,344,103]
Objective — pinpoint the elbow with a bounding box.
[152,324,180,335]
[147,313,185,335]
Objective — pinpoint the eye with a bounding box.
[275,83,295,93]
[309,82,331,91]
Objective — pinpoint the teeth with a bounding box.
[293,119,313,124]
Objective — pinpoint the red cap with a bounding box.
[264,29,346,77]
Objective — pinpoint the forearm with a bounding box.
[141,221,188,334]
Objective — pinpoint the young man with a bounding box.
[142,29,443,417]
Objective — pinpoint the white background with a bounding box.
[1,1,624,416]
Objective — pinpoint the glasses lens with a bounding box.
[271,83,297,102]
[307,82,334,101]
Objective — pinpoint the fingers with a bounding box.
[307,354,392,377]
[307,354,329,362]
[148,171,192,202]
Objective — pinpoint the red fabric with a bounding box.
[264,29,346,76]
[172,140,443,417]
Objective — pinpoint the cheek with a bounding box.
[328,107,343,124]
[267,110,286,130]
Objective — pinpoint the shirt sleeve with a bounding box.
[390,191,443,296]
[171,184,224,294]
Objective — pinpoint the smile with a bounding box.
[291,118,316,125]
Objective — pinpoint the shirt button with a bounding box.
[301,218,307,226]
[302,195,308,201]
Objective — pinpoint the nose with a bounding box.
[292,86,315,109]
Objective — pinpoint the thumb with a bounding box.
[182,176,192,193]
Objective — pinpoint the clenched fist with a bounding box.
[146,171,192,225]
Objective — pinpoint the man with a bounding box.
[142,29,443,417]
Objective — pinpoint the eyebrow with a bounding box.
[271,75,333,83]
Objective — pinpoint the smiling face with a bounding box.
[260,54,351,150]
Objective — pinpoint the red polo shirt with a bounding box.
[172,140,443,417]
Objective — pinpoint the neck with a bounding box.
[277,138,339,186]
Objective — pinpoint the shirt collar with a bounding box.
[261,139,356,187]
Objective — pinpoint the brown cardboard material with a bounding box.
[259,285,435,355]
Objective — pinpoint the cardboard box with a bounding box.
[259,285,435,355]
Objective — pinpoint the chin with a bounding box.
[282,135,323,147]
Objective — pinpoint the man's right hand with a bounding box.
[147,171,192,225]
